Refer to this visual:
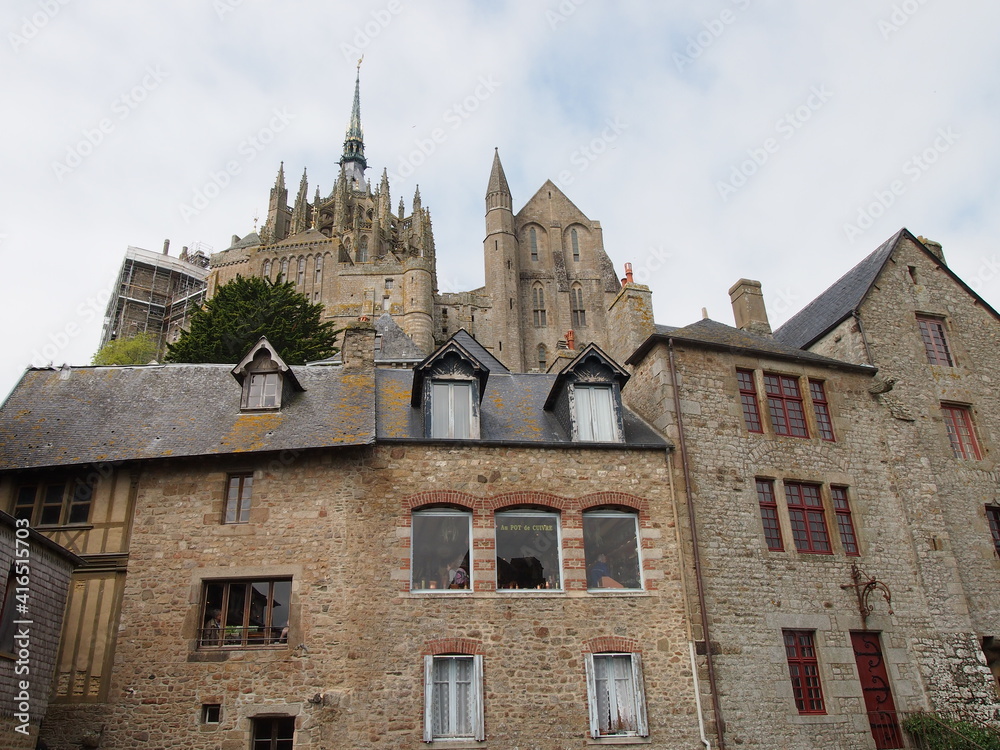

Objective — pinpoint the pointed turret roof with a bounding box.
[487,148,510,196]
[340,67,367,173]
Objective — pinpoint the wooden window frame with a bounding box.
[584,652,649,738]
[986,505,1000,558]
[756,478,784,551]
[198,578,291,650]
[251,716,295,750]
[832,486,859,556]
[783,630,826,714]
[223,473,254,524]
[411,509,472,592]
[764,374,809,438]
[14,480,93,527]
[737,369,763,433]
[942,404,982,460]
[423,654,484,741]
[809,379,836,442]
[784,482,831,554]
[917,315,954,366]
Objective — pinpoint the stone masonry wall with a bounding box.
[41,444,705,750]
[623,335,996,749]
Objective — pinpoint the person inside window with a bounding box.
[588,554,624,589]
[202,608,222,646]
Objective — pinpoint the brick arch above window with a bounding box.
[488,491,569,513]
[578,492,648,515]
[582,636,640,654]
[404,491,477,512]
[424,637,484,656]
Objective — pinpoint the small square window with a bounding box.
[585,652,649,738]
[783,630,826,714]
[201,703,221,724]
[423,655,484,741]
[583,511,642,589]
[411,510,471,592]
[496,511,561,590]
[430,381,476,439]
[199,579,290,649]
[252,716,294,750]
[224,473,253,524]
[385,278,394,289]
[575,384,619,442]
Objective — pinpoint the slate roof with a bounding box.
[628,318,874,374]
[771,229,904,349]
[449,330,509,373]
[374,314,426,362]
[375,368,667,447]
[0,364,376,471]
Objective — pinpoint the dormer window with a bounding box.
[431,381,475,439]
[231,337,303,412]
[574,384,618,442]
[544,343,629,444]
[411,332,492,441]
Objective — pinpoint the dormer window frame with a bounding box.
[411,333,492,442]
[544,343,629,445]
[231,337,304,413]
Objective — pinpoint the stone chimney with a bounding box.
[340,322,376,369]
[606,264,656,365]
[729,279,771,336]
[917,236,946,265]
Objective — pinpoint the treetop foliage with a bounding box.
[165,275,339,365]
[92,332,160,366]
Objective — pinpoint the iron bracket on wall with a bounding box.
[841,563,893,628]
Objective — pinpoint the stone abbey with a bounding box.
[1,72,998,749]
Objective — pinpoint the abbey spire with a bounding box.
[486,148,512,213]
[339,62,367,188]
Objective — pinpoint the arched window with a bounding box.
[315,255,323,284]
[571,228,580,262]
[262,259,272,279]
[280,258,289,282]
[297,257,305,285]
[537,343,547,371]
[358,236,369,262]
[530,227,538,262]
[571,284,586,327]
[532,284,547,327]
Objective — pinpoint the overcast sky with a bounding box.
[3,0,999,399]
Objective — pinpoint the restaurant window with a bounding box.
[496,511,561,590]
[583,511,642,590]
[411,509,471,592]
[199,579,290,648]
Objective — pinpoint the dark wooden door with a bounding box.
[851,631,903,749]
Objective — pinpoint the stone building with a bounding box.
[99,242,209,359]
[0,511,82,749]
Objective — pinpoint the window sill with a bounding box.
[586,735,651,744]
[407,590,651,599]
[425,741,483,749]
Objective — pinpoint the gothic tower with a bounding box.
[483,149,524,371]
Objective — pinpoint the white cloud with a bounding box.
[3,0,1000,398]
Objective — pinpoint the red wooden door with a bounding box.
[851,632,903,749]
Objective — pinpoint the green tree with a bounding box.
[165,275,339,364]
[92,332,160,366]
